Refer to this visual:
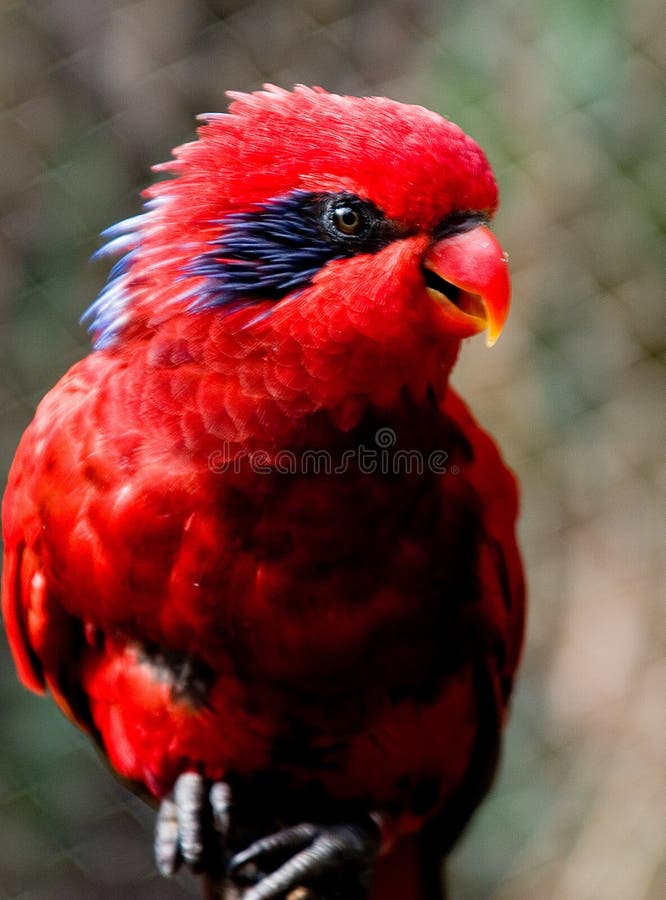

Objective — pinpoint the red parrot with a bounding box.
[2,86,524,900]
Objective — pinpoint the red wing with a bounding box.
[2,537,45,693]
[442,388,526,703]
[1,522,94,731]
[2,386,99,731]
[415,388,525,857]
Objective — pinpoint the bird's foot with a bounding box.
[156,775,380,900]
[228,817,381,900]
[155,772,231,878]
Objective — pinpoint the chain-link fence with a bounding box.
[0,1,663,898]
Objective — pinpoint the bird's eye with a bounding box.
[332,204,364,235]
[322,196,375,241]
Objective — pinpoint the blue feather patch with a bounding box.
[188,190,400,311]
[82,205,156,348]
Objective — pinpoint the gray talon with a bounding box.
[210,780,232,836]
[155,773,232,879]
[155,796,181,876]
[175,771,206,865]
[229,819,380,900]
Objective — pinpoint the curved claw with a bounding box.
[229,818,380,900]
[155,772,232,878]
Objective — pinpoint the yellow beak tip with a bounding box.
[485,327,501,348]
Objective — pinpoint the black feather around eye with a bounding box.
[433,210,489,241]
[187,190,402,311]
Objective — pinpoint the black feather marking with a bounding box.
[135,642,215,708]
[432,210,489,241]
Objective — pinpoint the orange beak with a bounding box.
[423,226,511,347]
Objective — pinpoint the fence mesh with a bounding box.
[0,1,664,898]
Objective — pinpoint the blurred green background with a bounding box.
[0,1,664,898]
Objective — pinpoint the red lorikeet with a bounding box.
[2,86,524,900]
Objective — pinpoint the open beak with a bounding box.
[423,226,511,347]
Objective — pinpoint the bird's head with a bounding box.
[85,85,510,413]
